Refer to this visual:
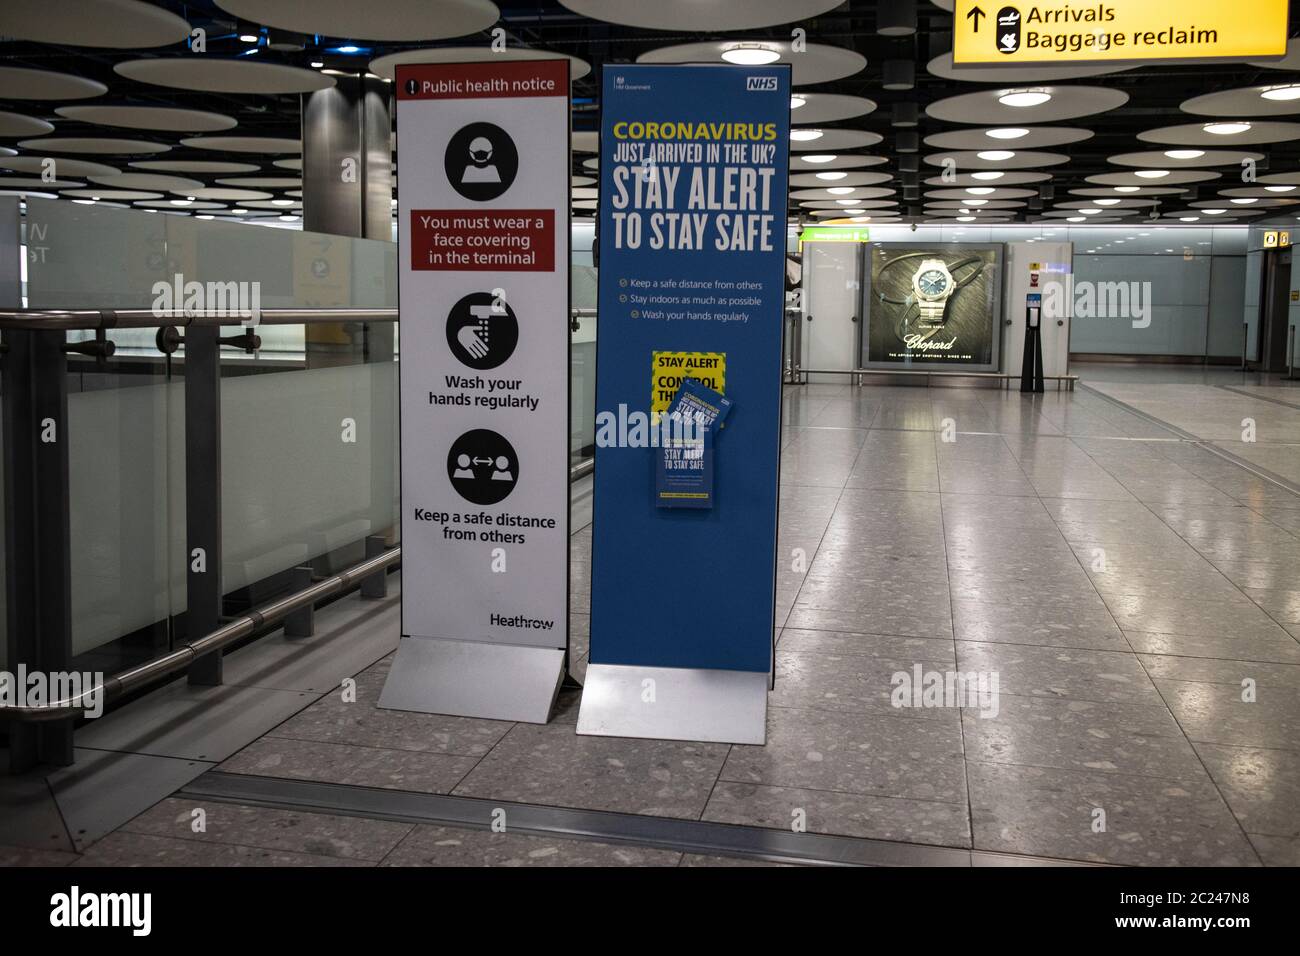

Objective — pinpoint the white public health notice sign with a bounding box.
[382,59,570,723]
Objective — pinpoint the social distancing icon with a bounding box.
[447,429,519,505]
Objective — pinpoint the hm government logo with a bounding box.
[746,75,779,91]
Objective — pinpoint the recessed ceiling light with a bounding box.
[977,150,1015,161]
[272,199,295,206]
[279,215,298,221]
[1135,170,1170,179]
[1203,208,1228,215]
[72,199,94,205]
[956,216,977,222]
[843,208,866,215]
[722,44,780,65]
[1261,85,1300,101]
[1095,199,1121,205]
[966,187,996,195]
[311,61,325,69]
[998,91,1052,108]
[171,199,192,206]
[790,129,824,142]
[1115,186,1140,193]
[1080,208,1102,215]
[827,186,855,195]
[835,198,858,205]
[1230,197,1258,204]
[1204,122,1251,135]
[336,45,361,54]
[1067,216,1086,222]
[986,128,1029,140]
[802,154,836,164]
[790,96,806,109]
[971,171,1005,181]
[963,199,988,205]
[816,171,848,181]
[232,208,248,215]
[1180,216,1200,222]
[239,34,259,43]
[850,216,871,222]
[1265,185,1296,192]
[1164,149,1205,160]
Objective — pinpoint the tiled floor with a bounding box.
[7,371,1300,867]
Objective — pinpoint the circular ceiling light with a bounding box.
[1230,197,1258,204]
[966,187,996,195]
[1095,199,1121,205]
[1265,185,1296,192]
[790,129,824,142]
[998,91,1052,108]
[827,186,855,195]
[986,128,1029,139]
[239,34,259,43]
[1203,208,1227,214]
[1115,186,1141,192]
[721,44,780,65]
[977,150,1016,161]
[816,171,848,180]
[843,208,866,215]
[971,171,1005,181]
[1261,85,1300,101]
[834,198,859,205]
[1135,170,1170,178]
[802,154,836,163]
[956,216,977,222]
[962,199,988,206]
[1164,149,1205,159]
[790,95,806,109]
[1203,121,1252,135]
[1180,216,1200,222]
[1080,208,1103,215]
[1067,216,1086,222]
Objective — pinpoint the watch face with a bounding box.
[917,269,949,297]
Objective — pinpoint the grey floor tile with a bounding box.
[0,773,73,852]
[952,600,1128,650]
[120,797,414,861]
[776,627,955,665]
[1156,679,1300,750]
[962,694,1204,779]
[452,722,728,819]
[772,650,957,720]
[381,824,681,866]
[0,844,79,866]
[721,705,967,804]
[1247,834,1300,866]
[678,853,799,867]
[968,761,1259,866]
[71,831,371,867]
[1193,744,1300,839]
[217,737,479,794]
[1125,628,1300,664]
[702,780,970,848]
[1137,654,1300,689]
[956,641,1161,705]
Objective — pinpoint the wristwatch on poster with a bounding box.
[912,259,955,325]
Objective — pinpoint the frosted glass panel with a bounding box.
[68,377,182,663]
[222,361,399,591]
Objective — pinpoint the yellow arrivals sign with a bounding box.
[953,1,1289,65]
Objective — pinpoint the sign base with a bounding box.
[576,663,768,745]
[379,637,565,724]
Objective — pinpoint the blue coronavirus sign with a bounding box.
[579,64,790,743]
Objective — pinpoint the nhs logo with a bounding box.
[746,76,778,91]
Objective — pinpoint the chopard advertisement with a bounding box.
[863,244,1003,370]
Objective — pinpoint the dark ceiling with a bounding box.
[2,0,1299,224]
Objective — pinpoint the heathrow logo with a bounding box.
[745,76,779,91]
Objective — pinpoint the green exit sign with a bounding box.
[800,226,871,245]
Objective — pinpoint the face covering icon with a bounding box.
[462,136,502,184]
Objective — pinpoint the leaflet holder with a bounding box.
[1020,292,1045,394]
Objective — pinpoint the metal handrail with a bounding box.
[0,306,599,332]
[0,456,595,722]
